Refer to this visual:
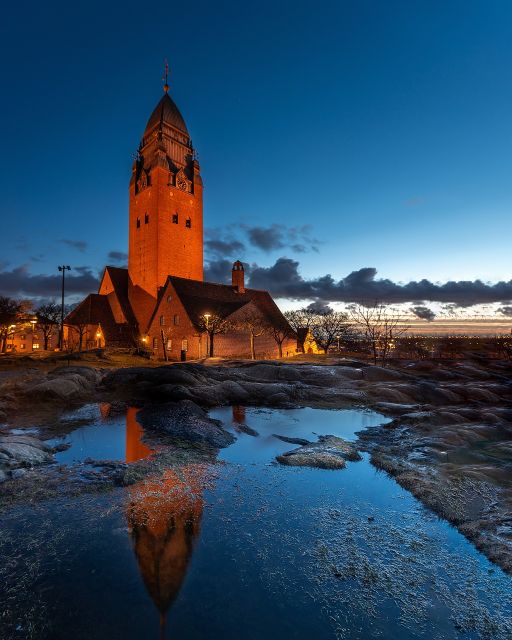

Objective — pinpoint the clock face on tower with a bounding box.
[177,177,188,191]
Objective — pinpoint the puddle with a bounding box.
[211,405,388,464]
[1,405,511,640]
[48,405,153,464]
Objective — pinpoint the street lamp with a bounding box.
[204,313,211,357]
[96,324,102,348]
[30,317,37,351]
[58,265,71,350]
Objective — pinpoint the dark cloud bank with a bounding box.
[207,257,512,307]
[0,266,99,298]
[1,257,510,310]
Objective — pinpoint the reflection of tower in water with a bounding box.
[125,407,205,638]
[232,405,246,425]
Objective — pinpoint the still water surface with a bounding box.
[1,405,511,639]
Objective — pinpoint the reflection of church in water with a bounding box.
[123,407,205,637]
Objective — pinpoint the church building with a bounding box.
[65,76,295,360]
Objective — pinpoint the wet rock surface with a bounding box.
[277,435,362,469]
[1,356,512,574]
[137,399,235,448]
[0,435,55,481]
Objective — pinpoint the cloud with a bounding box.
[204,224,321,259]
[108,251,128,264]
[61,239,87,253]
[498,305,512,317]
[204,259,234,284]
[0,265,99,298]
[246,225,286,251]
[307,300,333,314]
[247,258,512,306]
[205,238,245,258]
[244,224,321,254]
[410,305,436,321]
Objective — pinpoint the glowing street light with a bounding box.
[204,313,211,358]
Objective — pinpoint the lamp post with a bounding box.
[204,313,211,357]
[58,265,71,350]
[30,317,37,351]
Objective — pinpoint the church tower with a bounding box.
[128,73,203,320]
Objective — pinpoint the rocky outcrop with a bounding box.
[276,435,362,470]
[0,435,54,481]
[137,399,235,449]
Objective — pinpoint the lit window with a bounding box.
[172,213,178,224]
[166,339,172,350]
[33,344,40,349]
[152,337,158,349]
[185,218,191,228]
[181,339,188,351]
[174,314,179,326]
[145,213,149,224]
[20,344,26,350]
[136,218,140,228]
[20,334,26,340]
[159,315,165,326]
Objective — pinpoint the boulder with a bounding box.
[362,367,408,382]
[137,399,235,448]
[276,435,361,470]
[0,436,53,466]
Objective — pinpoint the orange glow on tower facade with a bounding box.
[128,86,203,321]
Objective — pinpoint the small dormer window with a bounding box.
[159,315,165,326]
[145,213,149,224]
[185,218,191,228]
[172,213,179,224]
[136,218,140,228]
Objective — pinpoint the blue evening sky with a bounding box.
[0,0,511,300]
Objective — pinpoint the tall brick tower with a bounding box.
[128,73,203,326]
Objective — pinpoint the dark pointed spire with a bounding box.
[163,59,169,93]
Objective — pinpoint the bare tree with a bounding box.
[284,308,319,353]
[310,310,353,354]
[36,301,61,350]
[266,322,294,358]
[0,297,23,353]
[196,314,230,357]
[231,309,268,360]
[66,321,89,352]
[349,303,410,366]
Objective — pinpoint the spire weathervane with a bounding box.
[163,59,169,93]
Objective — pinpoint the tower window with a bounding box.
[159,315,165,326]
[185,218,191,228]
[166,295,172,303]
[172,213,179,224]
[173,314,180,326]
[145,213,149,224]
[136,218,140,228]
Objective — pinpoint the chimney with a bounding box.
[232,260,245,294]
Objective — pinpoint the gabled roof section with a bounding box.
[99,266,138,327]
[65,294,116,328]
[167,276,293,333]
